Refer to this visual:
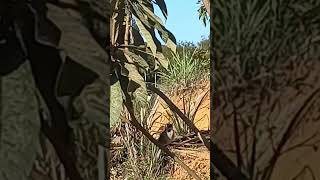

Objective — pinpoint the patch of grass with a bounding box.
[158,47,209,92]
[158,40,210,136]
[169,94,194,135]
[121,126,167,179]
[167,89,209,136]
[111,107,171,180]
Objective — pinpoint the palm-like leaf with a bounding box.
[110,0,176,126]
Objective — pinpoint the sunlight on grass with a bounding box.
[159,46,209,92]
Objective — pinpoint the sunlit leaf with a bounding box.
[123,62,147,106]
[134,17,157,56]
[123,49,150,70]
[155,0,168,19]
[110,81,123,127]
[0,62,40,180]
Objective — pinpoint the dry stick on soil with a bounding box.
[123,94,202,180]
[148,84,249,180]
[148,84,210,149]
[261,86,320,180]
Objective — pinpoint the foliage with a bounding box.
[170,95,195,135]
[111,108,170,179]
[110,1,208,179]
[110,0,177,126]
[158,40,210,92]
[163,38,210,61]
[1,1,109,180]
[0,62,40,180]
[197,0,210,27]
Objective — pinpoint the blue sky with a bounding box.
[154,0,209,44]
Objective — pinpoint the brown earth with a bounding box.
[148,83,210,136]
[148,81,210,179]
[170,147,210,180]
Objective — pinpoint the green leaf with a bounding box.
[123,49,150,70]
[71,78,109,147]
[131,25,145,46]
[120,63,130,77]
[130,2,176,54]
[155,0,168,19]
[140,3,165,27]
[155,51,168,69]
[47,4,109,82]
[153,23,176,53]
[110,81,123,127]
[139,3,177,53]
[123,63,147,106]
[0,62,40,180]
[134,17,157,56]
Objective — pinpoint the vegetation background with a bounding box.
[109,0,211,178]
[4,0,320,180]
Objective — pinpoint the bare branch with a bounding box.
[122,90,202,180]
[148,84,210,150]
[148,84,249,180]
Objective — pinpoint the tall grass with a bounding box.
[111,39,211,178]
[157,41,210,136]
[111,106,171,179]
[166,89,209,136]
[159,47,210,92]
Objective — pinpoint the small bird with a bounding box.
[158,123,175,146]
[156,123,175,168]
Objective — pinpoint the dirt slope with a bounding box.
[148,82,210,179]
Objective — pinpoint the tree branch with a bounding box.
[122,89,202,180]
[148,84,210,150]
[148,84,249,180]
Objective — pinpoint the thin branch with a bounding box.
[122,91,202,180]
[40,120,82,180]
[148,84,249,180]
[148,84,210,150]
[35,89,82,180]
[191,89,210,122]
